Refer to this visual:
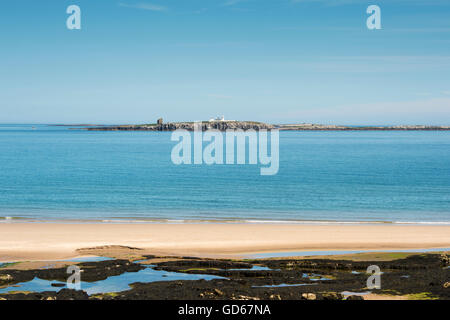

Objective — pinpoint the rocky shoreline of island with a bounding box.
[84,121,274,131]
[81,121,450,132]
[276,124,450,131]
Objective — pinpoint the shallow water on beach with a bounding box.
[0,264,225,295]
[64,256,114,262]
[0,124,450,223]
[229,265,273,271]
[247,247,450,258]
[0,259,335,295]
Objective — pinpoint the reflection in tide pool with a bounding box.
[228,265,274,271]
[0,266,225,295]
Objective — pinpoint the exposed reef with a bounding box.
[0,252,448,300]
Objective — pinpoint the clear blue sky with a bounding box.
[1,0,449,125]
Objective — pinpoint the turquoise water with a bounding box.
[0,124,449,223]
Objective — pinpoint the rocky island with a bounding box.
[86,120,274,132]
[82,119,450,131]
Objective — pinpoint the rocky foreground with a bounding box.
[0,252,448,300]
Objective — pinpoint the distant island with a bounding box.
[85,120,273,131]
[82,118,450,131]
[275,124,450,131]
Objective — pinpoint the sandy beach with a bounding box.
[1,223,449,262]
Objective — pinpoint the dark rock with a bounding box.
[322,292,343,300]
[346,295,364,300]
[214,289,224,296]
[1,253,449,301]
[0,274,13,285]
[56,289,89,300]
[51,283,66,287]
[440,253,449,266]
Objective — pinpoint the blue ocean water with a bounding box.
[0,124,449,223]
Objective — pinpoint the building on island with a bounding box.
[209,115,235,122]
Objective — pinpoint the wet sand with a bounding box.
[1,223,450,262]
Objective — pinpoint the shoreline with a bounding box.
[1,217,450,225]
[1,222,450,262]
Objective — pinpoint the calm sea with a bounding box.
[0,124,449,224]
